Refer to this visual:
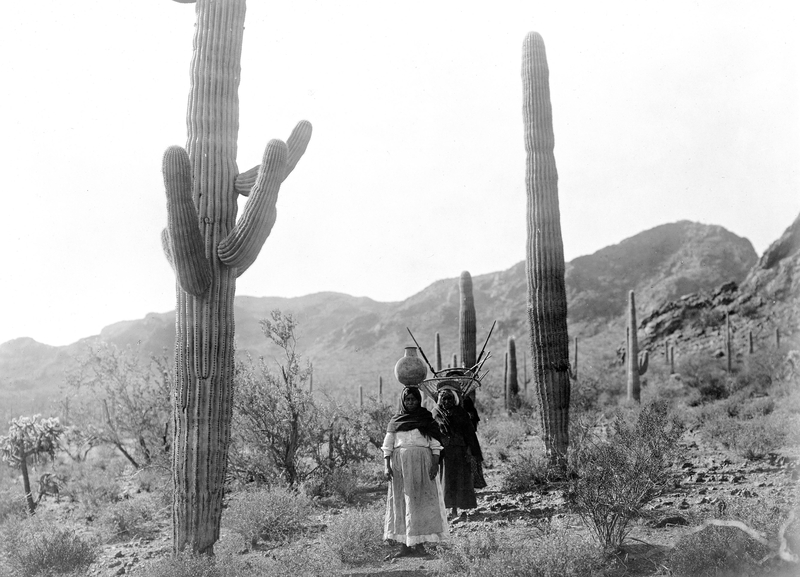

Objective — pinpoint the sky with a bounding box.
[1,0,798,347]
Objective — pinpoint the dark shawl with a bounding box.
[386,386,442,442]
[437,390,483,462]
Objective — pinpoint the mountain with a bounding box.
[640,214,800,360]
[0,220,768,416]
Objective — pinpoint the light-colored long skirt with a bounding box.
[384,446,449,546]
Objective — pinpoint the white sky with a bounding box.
[1,0,798,347]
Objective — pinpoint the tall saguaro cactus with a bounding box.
[506,336,519,410]
[161,0,312,555]
[435,332,443,372]
[626,290,649,402]
[523,32,571,466]
[459,271,477,370]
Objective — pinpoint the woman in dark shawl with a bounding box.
[382,386,448,559]
[436,383,484,517]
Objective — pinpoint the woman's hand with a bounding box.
[384,457,393,481]
[429,460,439,480]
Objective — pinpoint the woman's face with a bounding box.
[440,392,456,410]
[403,391,420,411]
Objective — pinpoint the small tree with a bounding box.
[230,311,318,486]
[63,343,171,469]
[567,401,684,550]
[1,415,64,514]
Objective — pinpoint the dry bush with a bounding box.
[668,524,774,577]
[130,552,310,577]
[60,459,125,519]
[99,493,166,542]
[435,525,606,577]
[222,485,314,549]
[567,401,684,550]
[323,505,386,566]
[501,449,552,493]
[0,490,27,524]
[0,513,98,577]
[696,402,792,461]
[479,416,531,463]
[678,354,731,403]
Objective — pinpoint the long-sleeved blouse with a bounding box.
[382,429,443,457]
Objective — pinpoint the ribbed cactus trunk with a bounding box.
[523,32,571,466]
[162,0,311,555]
[626,290,648,402]
[725,312,733,373]
[435,332,443,372]
[459,271,477,370]
[506,337,519,410]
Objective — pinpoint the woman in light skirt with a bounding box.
[382,386,449,559]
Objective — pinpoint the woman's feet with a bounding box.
[384,543,429,560]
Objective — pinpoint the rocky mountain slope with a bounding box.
[640,214,800,363]
[0,220,766,416]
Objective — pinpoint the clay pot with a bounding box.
[394,347,428,386]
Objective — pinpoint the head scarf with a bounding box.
[435,383,483,461]
[386,386,442,441]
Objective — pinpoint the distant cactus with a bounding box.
[725,312,733,373]
[435,332,443,372]
[0,415,63,514]
[503,351,509,411]
[523,32,571,465]
[459,271,477,370]
[626,290,648,402]
[162,0,311,555]
[572,336,578,379]
[506,337,519,410]
[670,346,675,375]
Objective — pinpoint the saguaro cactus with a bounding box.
[459,271,477,370]
[626,290,648,402]
[523,32,571,466]
[435,332,443,372]
[162,0,311,555]
[506,337,519,410]
[725,312,733,373]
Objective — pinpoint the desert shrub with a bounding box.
[569,370,620,414]
[567,401,684,550]
[131,553,305,577]
[0,491,27,523]
[435,525,606,577]
[323,505,385,566]
[222,485,313,549]
[61,460,124,519]
[479,417,530,462]
[0,515,98,577]
[230,325,319,486]
[229,311,382,489]
[63,343,171,470]
[99,493,165,542]
[667,524,773,577]
[306,461,375,503]
[501,450,551,493]
[697,406,789,461]
[679,354,730,403]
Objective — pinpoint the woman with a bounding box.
[382,386,449,558]
[436,383,484,518]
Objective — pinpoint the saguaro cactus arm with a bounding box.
[638,351,649,375]
[234,120,313,196]
[218,140,288,271]
[162,145,212,296]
